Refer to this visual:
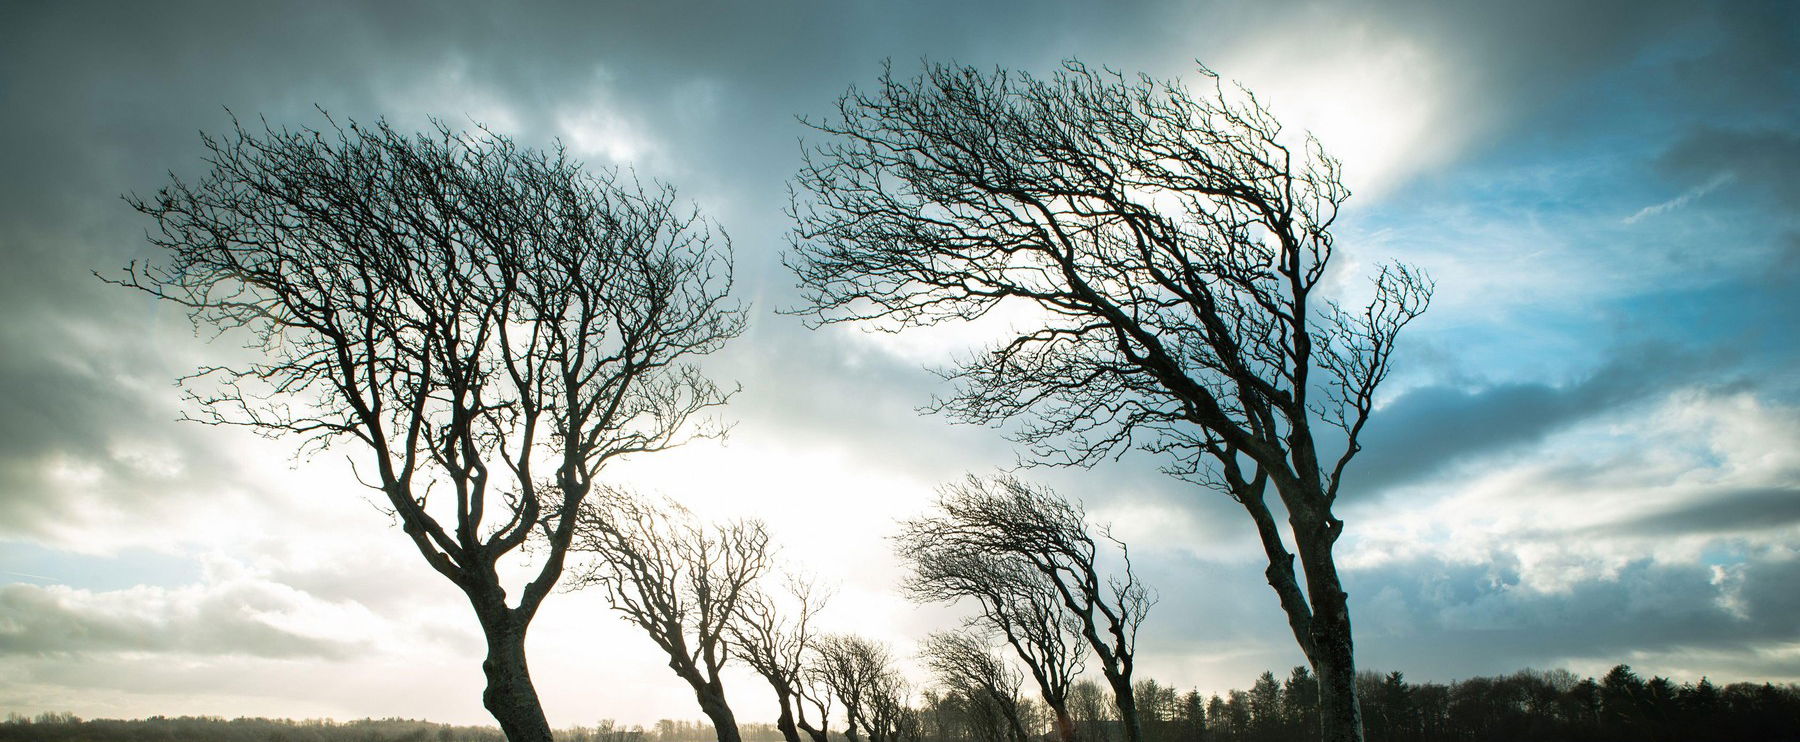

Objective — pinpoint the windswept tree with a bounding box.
[572,490,773,742]
[812,635,918,742]
[897,508,1087,742]
[115,115,742,741]
[729,576,835,742]
[920,630,1032,742]
[789,61,1431,742]
[899,477,1150,742]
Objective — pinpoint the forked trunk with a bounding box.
[474,601,554,742]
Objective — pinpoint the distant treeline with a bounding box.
[1096,664,1800,742]
[6,664,1798,742]
[0,714,778,742]
[0,714,508,742]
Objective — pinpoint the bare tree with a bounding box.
[572,490,773,742]
[920,630,1031,742]
[900,477,1149,742]
[811,634,918,742]
[729,575,835,742]
[1069,680,1114,742]
[788,60,1431,742]
[113,114,742,741]
[897,522,1085,742]
[865,679,922,742]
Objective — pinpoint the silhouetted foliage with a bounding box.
[0,715,843,742]
[788,58,1431,742]
[112,113,742,742]
[1048,665,1798,742]
[900,663,1798,742]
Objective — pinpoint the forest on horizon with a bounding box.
[7,663,1797,742]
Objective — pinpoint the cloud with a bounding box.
[1347,344,1726,497]
[1606,486,1800,537]
[1658,127,1800,212]
[1349,551,1800,683]
[0,581,361,660]
[0,314,251,547]
[1624,172,1735,224]
[1348,389,1800,560]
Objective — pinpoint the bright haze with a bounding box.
[2,0,1796,728]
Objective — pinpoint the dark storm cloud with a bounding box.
[0,5,450,540]
[0,583,362,660]
[1663,0,1800,123]
[1131,543,1800,685]
[1343,0,1793,154]
[1344,344,1724,497]
[1348,553,1800,679]
[1658,128,1800,212]
[1604,486,1800,538]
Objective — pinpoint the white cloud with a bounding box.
[1215,21,1457,200]
[1624,172,1735,224]
[1342,388,1800,591]
[556,67,663,170]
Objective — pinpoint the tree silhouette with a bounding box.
[729,576,835,742]
[112,114,743,742]
[896,477,1147,742]
[919,630,1033,742]
[812,635,918,742]
[788,60,1431,742]
[573,490,772,742]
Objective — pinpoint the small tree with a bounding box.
[572,490,773,742]
[788,61,1431,742]
[898,477,1150,742]
[1284,666,1321,740]
[900,539,1083,742]
[920,630,1033,742]
[116,115,742,741]
[730,576,835,742]
[812,635,917,742]
[1071,681,1116,742]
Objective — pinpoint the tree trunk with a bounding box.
[695,686,743,742]
[474,602,554,742]
[1044,701,1074,742]
[1104,675,1143,742]
[773,692,803,742]
[1297,523,1364,742]
[798,719,830,742]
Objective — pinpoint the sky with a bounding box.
[2,0,1797,728]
